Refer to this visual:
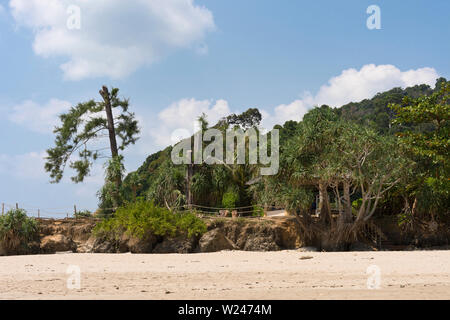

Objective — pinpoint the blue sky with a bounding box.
[0,0,449,216]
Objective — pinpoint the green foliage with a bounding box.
[127,147,173,200]
[122,172,143,202]
[93,201,207,240]
[352,198,363,214]
[175,212,208,238]
[222,189,240,209]
[389,79,449,218]
[45,87,139,184]
[415,177,449,219]
[146,161,186,208]
[103,78,448,232]
[97,155,127,212]
[252,205,264,217]
[220,108,262,129]
[119,109,266,212]
[74,210,92,218]
[390,80,449,162]
[338,83,434,133]
[0,209,39,252]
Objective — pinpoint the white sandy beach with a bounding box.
[0,250,449,300]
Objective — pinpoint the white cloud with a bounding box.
[261,93,313,130]
[314,64,438,107]
[8,98,71,134]
[262,64,439,128]
[0,149,104,186]
[0,151,47,179]
[136,98,231,152]
[135,64,439,150]
[9,0,215,80]
[7,64,439,160]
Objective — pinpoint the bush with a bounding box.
[252,205,264,217]
[74,210,92,219]
[93,200,207,240]
[222,190,239,209]
[0,209,39,254]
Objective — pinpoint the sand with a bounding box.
[0,250,449,300]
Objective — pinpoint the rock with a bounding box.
[40,234,77,253]
[69,224,96,242]
[88,233,157,254]
[28,241,41,254]
[243,235,280,251]
[232,224,281,251]
[91,237,117,253]
[153,236,197,254]
[76,236,96,253]
[0,239,40,256]
[126,235,156,253]
[198,229,236,252]
[275,219,304,249]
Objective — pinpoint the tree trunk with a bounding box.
[318,182,331,225]
[100,86,120,160]
[186,163,194,208]
[411,197,418,217]
[342,180,353,223]
[100,86,122,207]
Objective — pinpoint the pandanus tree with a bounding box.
[334,125,408,225]
[257,105,408,249]
[284,105,339,224]
[45,86,140,208]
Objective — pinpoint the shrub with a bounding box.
[93,200,207,240]
[175,212,208,238]
[252,205,264,217]
[0,209,39,254]
[74,210,92,219]
[222,190,239,209]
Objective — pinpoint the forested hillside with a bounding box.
[97,78,449,249]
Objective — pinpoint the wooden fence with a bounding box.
[1,202,286,221]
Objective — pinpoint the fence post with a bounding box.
[1,203,4,216]
[16,203,19,210]
[74,205,77,218]
[38,209,40,219]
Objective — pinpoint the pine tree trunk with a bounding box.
[100,86,122,207]
[100,86,120,160]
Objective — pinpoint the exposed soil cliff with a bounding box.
[1,215,448,256]
[27,217,304,255]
